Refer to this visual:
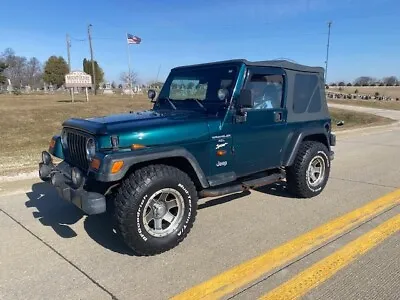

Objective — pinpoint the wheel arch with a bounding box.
[96,147,209,189]
[283,129,330,167]
[125,157,205,191]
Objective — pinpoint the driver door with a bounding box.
[232,67,289,177]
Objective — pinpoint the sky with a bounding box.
[1,0,399,84]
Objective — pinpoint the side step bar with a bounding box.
[199,171,285,198]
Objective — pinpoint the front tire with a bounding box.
[114,165,198,256]
[286,141,331,198]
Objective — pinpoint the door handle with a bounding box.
[274,112,283,122]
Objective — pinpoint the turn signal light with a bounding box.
[111,161,124,173]
[90,158,101,170]
[217,150,227,156]
[131,144,147,150]
[49,138,56,149]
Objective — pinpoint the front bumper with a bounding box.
[39,152,106,215]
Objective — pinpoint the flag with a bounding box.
[127,33,142,44]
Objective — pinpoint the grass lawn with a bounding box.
[0,94,395,176]
[329,107,394,131]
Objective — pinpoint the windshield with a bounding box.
[154,65,239,113]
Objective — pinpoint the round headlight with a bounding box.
[86,138,96,160]
[61,129,68,148]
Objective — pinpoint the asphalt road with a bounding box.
[1,104,399,300]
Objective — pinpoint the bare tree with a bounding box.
[353,76,373,86]
[1,48,43,88]
[382,76,398,86]
[26,57,42,88]
[119,71,139,85]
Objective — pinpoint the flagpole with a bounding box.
[126,32,133,98]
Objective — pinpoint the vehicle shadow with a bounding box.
[253,181,294,198]
[25,183,83,238]
[25,182,134,255]
[25,181,292,255]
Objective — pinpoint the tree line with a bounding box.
[330,76,399,87]
[0,47,108,90]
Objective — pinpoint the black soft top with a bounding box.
[172,58,329,123]
[172,59,323,74]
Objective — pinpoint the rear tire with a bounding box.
[286,141,331,198]
[114,164,198,256]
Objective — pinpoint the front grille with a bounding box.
[65,130,90,171]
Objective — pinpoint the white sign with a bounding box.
[65,71,92,88]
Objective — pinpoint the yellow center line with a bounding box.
[260,213,400,300]
[171,189,400,300]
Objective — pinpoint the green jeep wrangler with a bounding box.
[39,59,336,256]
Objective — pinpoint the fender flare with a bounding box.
[95,146,209,188]
[282,128,330,167]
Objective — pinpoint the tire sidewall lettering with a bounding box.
[137,194,149,241]
[177,183,192,237]
[136,181,193,241]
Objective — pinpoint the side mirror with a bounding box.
[148,89,157,102]
[238,89,253,108]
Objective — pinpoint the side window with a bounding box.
[247,74,284,110]
[293,74,321,113]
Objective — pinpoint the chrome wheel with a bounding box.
[142,188,185,237]
[306,155,326,187]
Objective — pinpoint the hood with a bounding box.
[63,110,175,134]
[62,109,221,148]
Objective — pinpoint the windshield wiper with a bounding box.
[158,96,177,110]
[184,98,207,112]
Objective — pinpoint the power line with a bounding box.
[70,36,87,42]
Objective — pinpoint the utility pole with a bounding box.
[88,24,97,95]
[66,34,71,72]
[66,34,74,102]
[325,21,332,84]
[156,64,161,82]
[126,32,133,98]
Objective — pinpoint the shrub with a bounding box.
[375,92,380,97]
